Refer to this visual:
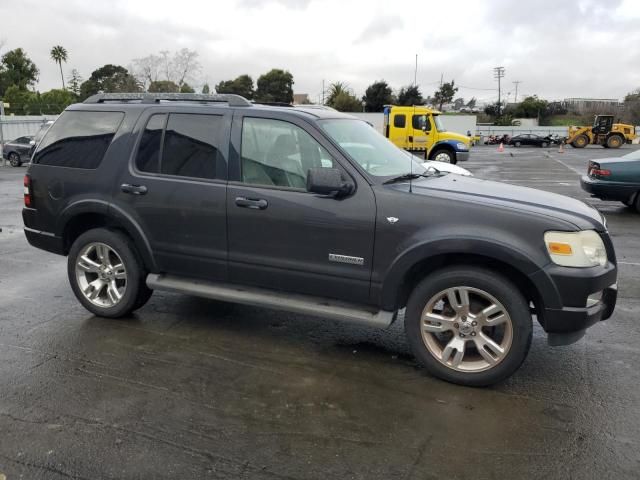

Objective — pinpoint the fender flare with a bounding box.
[378,237,561,310]
[57,199,158,272]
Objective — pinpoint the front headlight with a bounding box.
[544,230,607,267]
[456,142,469,151]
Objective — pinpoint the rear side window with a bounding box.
[393,114,406,128]
[135,113,223,180]
[33,111,123,169]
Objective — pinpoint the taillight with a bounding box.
[23,174,33,207]
[588,162,611,177]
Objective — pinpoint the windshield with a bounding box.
[622,148,640,160]
[319,119,426,177]
[433,115,445,131]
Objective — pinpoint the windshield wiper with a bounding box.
[383,171,439,185]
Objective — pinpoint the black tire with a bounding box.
[606,135,624,149]
[404,267,532,387]
[541,142,548,148]
[514,141,521,147]
[572,135,589,148]
[430,149,456,165]
[635,193,640,214]
[8,152,22,167]
[67,228,152,318]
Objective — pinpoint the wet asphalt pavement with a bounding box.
[0,145,639,479]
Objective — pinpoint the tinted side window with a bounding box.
[160,114,222,180]
[33,111,124,168]
[241,117,334,189]
[393,114,406,128]
[136,114,166,173]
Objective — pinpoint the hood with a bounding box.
[400,174,606,231]
[440,131,470,144]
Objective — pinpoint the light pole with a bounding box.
[493,66,505,114]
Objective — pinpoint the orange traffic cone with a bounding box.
[558,143,565,154]
[498,142,504,153]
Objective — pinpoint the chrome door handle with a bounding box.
[121,184,148,195]
[235,197,268,210]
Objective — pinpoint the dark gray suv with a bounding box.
[22,93,618,386]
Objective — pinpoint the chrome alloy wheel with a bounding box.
[433,152,452,163]
[75,242,127,308]
[420,287,513,372]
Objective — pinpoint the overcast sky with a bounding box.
[2,0,639,104]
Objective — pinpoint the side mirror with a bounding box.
[307,168,354,198]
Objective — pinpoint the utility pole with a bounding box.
[493,66,505,113]
[440,72,443,87]
[512,80,522,103]
[414,54,418,86]
[322,79,325,105]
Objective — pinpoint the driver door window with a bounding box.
[241,117,334,190]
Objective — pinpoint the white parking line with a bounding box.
[619,261,640,266]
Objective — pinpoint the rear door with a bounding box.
[14,136,32,157]
[226,112,376,304]
[111,108,230,281]
[389,110,409,149]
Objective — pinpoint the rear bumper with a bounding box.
[580,175,638,202]
[23,227,65,255]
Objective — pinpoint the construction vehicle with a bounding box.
[566,115,636,149]
[383,105,471,164]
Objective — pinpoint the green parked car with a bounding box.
[581,148,640,212]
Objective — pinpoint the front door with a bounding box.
[112,109,231,281]
[226,113,376,304]
[410,113,436,157]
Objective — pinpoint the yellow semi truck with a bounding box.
[383,105,471,164]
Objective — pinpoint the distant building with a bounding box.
[293,93,310,105]
[563,98,623,113]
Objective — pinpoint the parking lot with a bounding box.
[0,144,639,479]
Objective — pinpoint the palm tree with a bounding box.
[50,45,68,89]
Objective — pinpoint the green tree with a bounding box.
[180,83,195,93]
[50,45,68,89]
[396,85,424,106]
[255,69,293,103]
[216,74,254,99]
[466,97,477,108]
[67,69,82,97]
[3,85,36,114]
[325,82,349,105]
[202,83,210,94]
[330,91,363,112]
[39,88,76,114]
[79,64,140,100]
[513,95,548,119]
[148,80,179,93]
[362,80,393,112]
[433,80,458,110]
[0,48,39,96]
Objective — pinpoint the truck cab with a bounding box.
[383,105,471,164]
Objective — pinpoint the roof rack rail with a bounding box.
[253,101,293,107]
[83,92,252,107]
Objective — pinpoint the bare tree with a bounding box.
[131,54,162,91]
[173,48,201,88]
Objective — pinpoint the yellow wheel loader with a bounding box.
[566,115,636,149]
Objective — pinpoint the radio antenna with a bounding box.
[409,104,415,193]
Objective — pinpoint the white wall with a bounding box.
[0,115,58,142]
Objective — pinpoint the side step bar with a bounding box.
[146,274,396,329]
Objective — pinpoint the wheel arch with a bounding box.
[379,242,561,326]
[59,201,157,272]
[428,141,456,160]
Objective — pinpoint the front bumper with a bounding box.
[455,151,470,162]
[535,260,618,346]
[580,175,638,202]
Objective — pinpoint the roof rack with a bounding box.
[83,92,252,107]
[253,101,293,107]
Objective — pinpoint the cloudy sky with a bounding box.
[2,0,639,104]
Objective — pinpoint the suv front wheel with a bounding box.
[68,228,153,318]
[405,267,532,386]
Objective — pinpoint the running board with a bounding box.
[146,273,396,329]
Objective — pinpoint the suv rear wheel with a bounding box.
[68,228,152,318]
[404,267,532,386]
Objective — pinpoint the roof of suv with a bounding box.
[79,93,355,121]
